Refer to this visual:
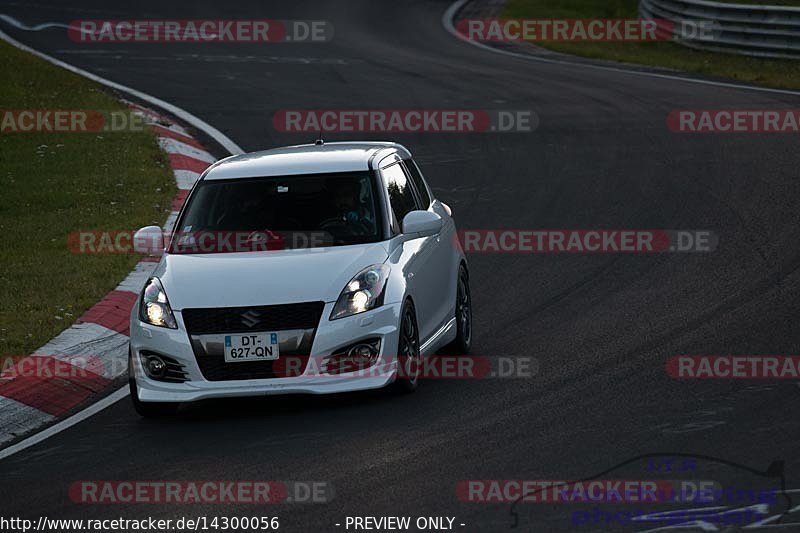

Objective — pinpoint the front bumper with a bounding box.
[129,301,403,403]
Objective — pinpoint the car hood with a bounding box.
[153,242,389,310]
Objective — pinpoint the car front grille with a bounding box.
[182,302,325,334]
[181,302,324,381]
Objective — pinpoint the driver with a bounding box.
[329,179,374,232]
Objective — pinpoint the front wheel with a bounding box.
[443,265,472,354]
[391,301,420,394]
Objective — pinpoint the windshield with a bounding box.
[170,172,382,253]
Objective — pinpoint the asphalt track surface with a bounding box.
[2,1,800,531]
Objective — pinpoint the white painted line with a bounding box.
[0,397,55,446]
[0,14,84,33]
[0,26,245,154]
[442,0,800,98]
[174,169,201,190]
[0,387,129,461]
[157,137,216,163]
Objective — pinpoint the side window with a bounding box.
[404,159,432,208]
[381,163,418,233]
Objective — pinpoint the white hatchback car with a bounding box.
[129,141,472,416]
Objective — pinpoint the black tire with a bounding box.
[443,264,472,355]
[128,349,179,417]
[391,300,421,394]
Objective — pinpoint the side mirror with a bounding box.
[133,226,165,255]
[440,202,452,217]
[401,210,442,238]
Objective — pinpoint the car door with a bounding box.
[379,161,440,346]
[402,158,457,341]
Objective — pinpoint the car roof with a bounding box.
[203,142,412,180]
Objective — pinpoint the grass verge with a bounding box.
[0,39,175,362]
[502,0,800,90]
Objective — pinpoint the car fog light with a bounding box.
[323,338,381,374]
[146,356,166,378]
[349,343,377,359]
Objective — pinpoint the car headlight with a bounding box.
[139,277,177,329]
[330,264,390,320]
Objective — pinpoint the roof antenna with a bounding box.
[314,130,324,145]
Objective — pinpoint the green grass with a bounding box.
[503,0,800,90]
[0,40,175,361]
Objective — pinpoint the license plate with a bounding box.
[224,333,280,362]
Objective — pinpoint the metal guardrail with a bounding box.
[640,0,800,58]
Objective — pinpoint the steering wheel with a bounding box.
[319,217,347,230]
[319,217,373,239]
